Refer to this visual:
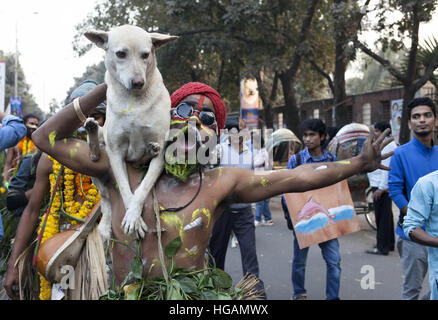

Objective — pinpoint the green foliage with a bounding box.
[101,236,247,300]
[63,61,106,106]
[372,0,438,52]
[73,0,336,114]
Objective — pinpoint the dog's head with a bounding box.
[85,25,178,92]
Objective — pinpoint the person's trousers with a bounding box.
[255,199,272,222]
[372,188,395,253]
[292,236,341,300]
[209,207,265,293]
[430,275,438,300]
[396,235,429,300]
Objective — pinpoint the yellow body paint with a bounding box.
[121,95,135,115]
[170,120,187,125]
[260,177,270,187]
[192,208,211,228]
[49,131,57,148]
[185,245,199,256]
[279,176,295,184]
[70,148,77,158]
[160,211,184,240]
[337,160,351,165]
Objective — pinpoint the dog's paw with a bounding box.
[147,142,161,157]
[84,117,99,133]
[121,203,148,239]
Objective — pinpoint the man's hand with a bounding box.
[4,265,20,300]
[358,127,394,173]
[373,189,386,202]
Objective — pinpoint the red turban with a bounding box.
[170,82,226,132]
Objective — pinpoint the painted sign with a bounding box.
[10,96,22,118]
[284,180,360,249]
[390,99,403,145]
[0,61,5,112]
[240,78,260,130]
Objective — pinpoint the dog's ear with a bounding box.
[149,33,179,49]
[84,30,109,50]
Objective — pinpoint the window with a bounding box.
[278,113,283,128]
[313,109,319,119]
[362,103,371,125]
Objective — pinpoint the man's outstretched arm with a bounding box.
[32,83,109,178]
[229,128,394,204]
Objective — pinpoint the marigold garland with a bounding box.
[18,136,37,156]
[37,156,101,300]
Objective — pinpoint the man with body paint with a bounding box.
[281,119,341,300]
[27,82,392,299]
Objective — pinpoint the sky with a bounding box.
[0,1,437,114]
[0,0,104,113]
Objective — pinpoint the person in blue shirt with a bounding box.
[0,111,26,151]
[388,96,438,300]
[403,170,438,300]
[281,118,340,300]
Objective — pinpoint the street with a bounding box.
[224,195,431,300]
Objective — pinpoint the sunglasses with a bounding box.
[172,102,217,126]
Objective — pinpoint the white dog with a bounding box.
[85,25,178,238]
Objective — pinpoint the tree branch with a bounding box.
[355,40,407,84]
[286,0,319,80]
[176,28,221,36]
[413,50,438,92]
[306,57,335,95]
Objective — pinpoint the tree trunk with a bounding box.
[280,73,301,135]
[398,6,420,145]
[255,71,278,129]
[280,0,319,135]
[333,42,348,127]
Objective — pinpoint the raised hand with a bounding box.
[358,127,394,173]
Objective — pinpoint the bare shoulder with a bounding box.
[37,153,53,175]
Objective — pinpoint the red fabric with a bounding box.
[170,82,226,132]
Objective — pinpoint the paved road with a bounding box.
[224,195,430,300]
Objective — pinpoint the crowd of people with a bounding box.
[0,78,436,301]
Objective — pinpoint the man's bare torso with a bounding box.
[106,164,231,283]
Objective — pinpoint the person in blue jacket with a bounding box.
[388,96,438,300]
[0,111,26,151]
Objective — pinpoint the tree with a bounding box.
[355,0,438,144]
[64,61,106,105]
[73,0,335,133]
[0,51,44,119]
